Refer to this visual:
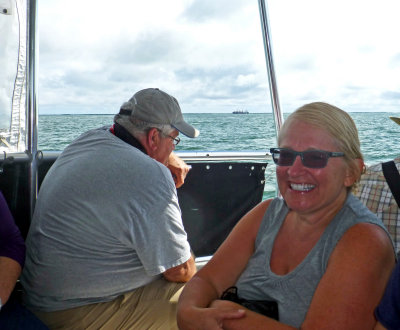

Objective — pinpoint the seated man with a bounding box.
[21,88,199,329]
[0,191,48,329]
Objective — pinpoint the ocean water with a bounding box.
[38,112,400,198]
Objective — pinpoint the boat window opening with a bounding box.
[32,0,278,199]
[35,0,275,155]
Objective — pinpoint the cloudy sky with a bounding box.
[37,0,400,114]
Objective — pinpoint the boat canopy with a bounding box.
[0,0,28,153]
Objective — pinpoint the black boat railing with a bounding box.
[0,151,268,257]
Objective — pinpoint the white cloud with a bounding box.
[36,0,400,114]
[268,0,400,112]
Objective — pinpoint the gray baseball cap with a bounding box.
[119,88,199,138]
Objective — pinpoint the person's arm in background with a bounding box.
[167,152,191,188]
[0,257,22,306]
[0,191,26,306]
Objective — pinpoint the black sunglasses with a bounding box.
[270,148,345,169]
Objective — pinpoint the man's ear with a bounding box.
[146,128,160,152]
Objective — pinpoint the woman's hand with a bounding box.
[177,302,245,330]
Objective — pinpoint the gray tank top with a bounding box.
[235,194,393,327]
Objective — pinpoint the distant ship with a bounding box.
[232,110,249,114]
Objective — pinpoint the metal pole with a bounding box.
[257,0,283,141]
[27,0,38,219]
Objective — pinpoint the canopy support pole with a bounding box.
[258,0,283,141]
[27,0,38,219]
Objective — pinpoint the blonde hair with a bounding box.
[278,102,364,191]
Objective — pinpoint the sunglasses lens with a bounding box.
[271,149,331,168]
[303,151,328,168]
[272,149,295,166]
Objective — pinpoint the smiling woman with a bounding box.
[177,102,396,329]
[1,1,400,329]
[275,103,363,214]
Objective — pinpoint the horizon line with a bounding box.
[38,111,400,116]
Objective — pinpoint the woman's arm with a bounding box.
[215,223,395,330]
[301,223,395,329]
[180,220,394,330]
[212,299,296,330]
[177,199,271,330]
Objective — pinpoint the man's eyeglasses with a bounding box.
[157,129,180,146]
[269,148,344,169]
[166,134,180,146]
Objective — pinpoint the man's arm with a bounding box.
[167,153,191,188]
[163,254,196,283]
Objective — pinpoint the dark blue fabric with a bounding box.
[0,295,48,329]
[375,262,400,330]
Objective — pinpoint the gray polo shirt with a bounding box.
[21,127,191,311]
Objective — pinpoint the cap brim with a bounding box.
[390,116,400,126]
[172,121,200,138]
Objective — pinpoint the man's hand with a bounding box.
[167,153,191,188]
